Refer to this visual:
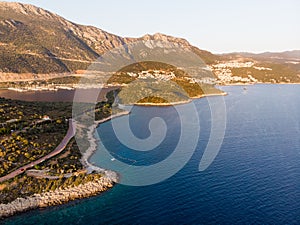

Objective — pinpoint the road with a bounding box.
[0,119,76,183]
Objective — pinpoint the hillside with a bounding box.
[0,2,129,73]
[0,1,299,84]
[215,51,300,84]
[0,2,217,75]
[108,61,223,104]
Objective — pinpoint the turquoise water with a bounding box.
[3,84,300,224]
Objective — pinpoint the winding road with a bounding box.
[0,119,76,183]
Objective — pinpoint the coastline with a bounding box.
[0,175,116,219]
[124,91,228,107]
[217,82,300,86]
[1,82,299,219]
[191,92,228,99]
[133,99,191,107]
[0,113,129,220]
[80,90,228,169]
[2,82,299,96]
[80,111,130,173]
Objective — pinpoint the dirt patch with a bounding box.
[0,184,6,191]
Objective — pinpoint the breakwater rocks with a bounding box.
[0,172,117,219]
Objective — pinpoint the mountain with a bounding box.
[0,2,217,74]
[0,2,131,73]
[233,50,300,61]
[0,2,299,84]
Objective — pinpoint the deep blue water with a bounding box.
[3,84,300,224]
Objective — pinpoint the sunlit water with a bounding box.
[0,88,115,102]
[3,84,300,224]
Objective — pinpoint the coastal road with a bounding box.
[0,119,76,183]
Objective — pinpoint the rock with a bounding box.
[0,174,117,219]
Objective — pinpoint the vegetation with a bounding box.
[231,63,300,83]
[117,61,187,76]
[0,4,98,73]
[191,46,220,65]
[0,76,83,89]
[0,136,87,204]
[0,172,103,204]
[0,3,223,75]
[0,98,76,176]
[0,89,122,204]
[0,121,67,176]
[173,78,223,97]
[107,61,186,85]
[35,138,83,176]
[47,76,81,85]
[1,2,299,85]
[117,79,189,104]
[0,98,72,123]
[110,61,223,104]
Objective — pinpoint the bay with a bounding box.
[0,88,116,102]
[3,84,300,224]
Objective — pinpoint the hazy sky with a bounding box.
[5,0,300,53]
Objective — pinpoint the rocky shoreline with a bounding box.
[80,111,130,173]
[0,172,117,219]
[0,93,229,220]
[0,112,128,220]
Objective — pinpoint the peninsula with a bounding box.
[0,96,120,219]
[0,1,299,220]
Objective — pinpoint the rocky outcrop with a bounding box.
[0,173,117,219]
[0,2,131,73]
[140,33,191,48]
[0,2,218,75]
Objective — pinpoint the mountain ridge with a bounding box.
[0,1,299,84]
[0,1,219,74]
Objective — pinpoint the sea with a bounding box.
[0,88,116,102]
[2,84,300,224]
